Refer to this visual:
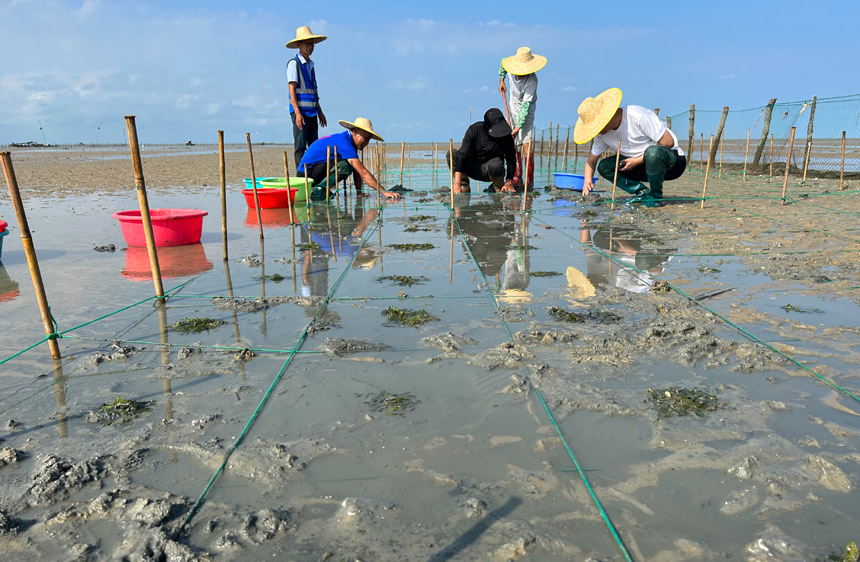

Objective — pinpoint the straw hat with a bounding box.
[338,117,385,142]
[497,288,533,304]
[573,87,623,145]
[502,47,547,76]
[285,26,327,49]
[565,266,596,298]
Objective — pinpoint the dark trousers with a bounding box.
[596,145,686,198]
[305,160,353,190]
[291,112,319,168]
[446,149,505,188]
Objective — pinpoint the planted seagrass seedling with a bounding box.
[377,275,429,287]
[646,387,723,418]
[85,396,153,424]
[261,273,286,283]
[781,303,822,314]
[361,390,419,416]
[171,317,224,334]
[382,306,439,327]
[407,215,434,222]
[827,540,858,562]
[404,225,432,233]
[548,307,621,324]
[388,243,435,251]
[530,271,563,278]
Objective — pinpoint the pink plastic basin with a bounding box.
[0,219,7,233]
[242,188,298,209]
[112,209,207,247]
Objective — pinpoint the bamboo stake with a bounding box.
[0,152,62,359]
[753,98,778,168]
[687,104,695,158]
[562,126,570,172]
[125,116,165,300]
[540,129,545,163]
[547,122,553,162]
[742,129,750,181]
[839,131,846,190]
[781,126,796,205]
[699,133,704,168]
[303,164,311,212]
[801,95,817,185]
[333,146,339,202]
[610,141,621,211]
[573,141,579,174]
[246,133,264,239]
[218,130,227,261]
[521,147,530,212]
[700,135,714,209]
[282,151,294,222]
[375,142,381,209]
[709,106,729,167]
[769,134,774,182]
[554,124,560,168]
[325,146,331,202]
[718,134,723,178]
[399,141,405,186]
[449,138,454,209]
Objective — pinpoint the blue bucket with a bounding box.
[242,177,278,190]
[552,173,598,191]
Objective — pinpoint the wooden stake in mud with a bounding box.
[0,152,62,359]
[554,124,560,168]
[218,130,228,261]
[700,135,714,209]
[699,133,704,168]
[769,134,774,182]
[709,106,729,168]
[540,129,545,163]
[610,140,621,211]
[325,146,331,202]
[376,142,382,209]
[687,104,695,158]
[781,126,796,206]
[573,140,579,174]
[449,138,454,209]
[521,147,530,212]
[753,98,778,168]
[333,146,339,202]
[839,131,846,190]
[245,133,264,239]
[303,165,311,209]
[742,129,750,181]
[124,116,165,300]
[562,126,570,172]
[282,151,294,222]
[801,95,817,185]
[399,141,405,186]
[547,121,553,162]
[719,134,724,179]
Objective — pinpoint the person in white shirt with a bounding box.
[498,47,546,189]
[574,88,686,207]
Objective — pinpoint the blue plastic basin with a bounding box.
[0,229,8,261]
[552,173,598,191]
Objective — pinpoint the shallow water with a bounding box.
[1,160,859,561]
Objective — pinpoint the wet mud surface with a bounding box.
[1,147,859,560]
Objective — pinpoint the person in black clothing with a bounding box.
[447,108,517,193]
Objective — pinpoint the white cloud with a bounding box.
[719,74,735,80]
[390,78,428,91]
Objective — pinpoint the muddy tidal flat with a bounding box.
[1,144,859,561]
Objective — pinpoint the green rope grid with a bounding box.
[181,209,383,527]
[450,210,634,562]
[529,214,860,406]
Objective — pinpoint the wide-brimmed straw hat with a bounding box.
[338,117,385,142]
[285,26,327,49]
[574,87,623,145]
[502,47,547,76]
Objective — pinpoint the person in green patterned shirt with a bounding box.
[498,47,546,188]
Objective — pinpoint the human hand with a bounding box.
[511,127,520,137]
[318,108,327,127]
[499,79,506,95]
[619,156,643,172]
[501,181,516,193]
[383,190,401,199]
[295,112,305,130]
[582,180,593,196]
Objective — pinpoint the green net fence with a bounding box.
[531,94,860,181]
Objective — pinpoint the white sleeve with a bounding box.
[637,110,667,144]
[286,59,298,83]
[591,135,608,156]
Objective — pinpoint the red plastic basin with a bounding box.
[122,244,213,281]
[242,188,298,209]
[244,208,297,228]
[0,219,8,233]
[112,209,207,247]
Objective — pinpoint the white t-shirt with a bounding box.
[508,73,537,121]
[286,53,313,84]
[591,105,684,158]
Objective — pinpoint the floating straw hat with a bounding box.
[285,26,328,48]
[574,87,623,145]
[502,47,547,76]
[338,117,385,142]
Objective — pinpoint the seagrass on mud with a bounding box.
[246,133,264,239]
[125,116,165,301]
[0,151,62,359]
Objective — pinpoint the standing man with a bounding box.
[298,117,401,201]
[447,108,517,194]
[286,26,328,167]
[499,47,546,188]
[574,88,686,207]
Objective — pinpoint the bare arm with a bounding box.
[288,82,303,130]
[657,130,674,148]
[348,157,400,199]
[583,154,600,195]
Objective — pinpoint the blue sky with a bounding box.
[1,0,857,144]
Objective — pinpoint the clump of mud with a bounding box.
[376,274,429,286]
[83,397,154,425]
[381,306,439,327]
[212,296,323,313]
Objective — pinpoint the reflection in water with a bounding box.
[52,358,68,439]
[453,195,531,301]
[581,224,677,293]
[122,244,213,281]
[0,264,20,302]
[243,207,297,229]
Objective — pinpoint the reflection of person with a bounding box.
[286,26,328,167]
[575,88,686,207]
[499,47,546,188]
[297,118,401,201]
[580,222,675,293]
[447,108,517,194]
